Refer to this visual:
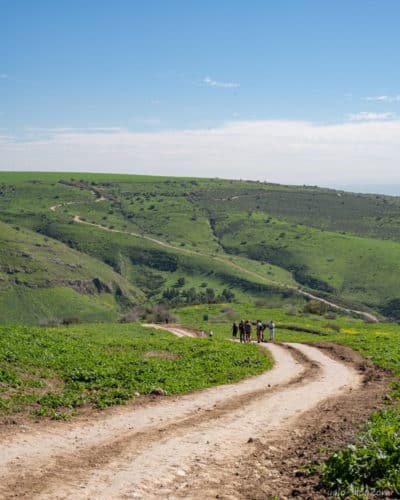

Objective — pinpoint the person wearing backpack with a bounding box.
[245,320,252,342]
[256,320,263,343]
[239,320,245,343]
[269,320,276,341]
[232,321,238,338]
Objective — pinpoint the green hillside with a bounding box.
[1,171,400,323]
[0,221,143,324]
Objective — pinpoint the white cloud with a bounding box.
[203,77,240,89]
[2,119,400,187]
[348,111,396,121]
[364,95,400,102]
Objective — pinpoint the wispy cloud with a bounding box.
[348,111,396,121]
[364,95,400,103]
[203,76,240,89]
[2,118,400,187]
[0,74,8,79]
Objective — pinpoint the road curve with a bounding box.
[0,338,361,499]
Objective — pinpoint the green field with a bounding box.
[0,321,272,420]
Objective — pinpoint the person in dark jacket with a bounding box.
[232,321,238,338]
[245,320,252,342]
[239,320,245,343]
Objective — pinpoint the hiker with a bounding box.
[256,320,264,343]
[262,321,268,341]
[245,320,251,342]
[232,321,238,338]
[239,319,245,343]
[269,320,275,341]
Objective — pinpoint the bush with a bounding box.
[303,299,328,315]
[323,323,341,333]
[324,311,338,320]
[62,317,80,326]
[145,305,177,324]
[38,318,62,327]
[119,309,144,323]
[220,307,236,320]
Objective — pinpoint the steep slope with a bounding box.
[0,221,144,324]
[212,212,400,315]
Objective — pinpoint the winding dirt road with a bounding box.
[0,326,365,499]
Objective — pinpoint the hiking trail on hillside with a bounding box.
[1,324,389,499]
[49,192,379,322]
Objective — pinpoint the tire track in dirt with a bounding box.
[0,336,361,499]
[0,342,304,496]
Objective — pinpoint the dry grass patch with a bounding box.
[144,351,181,360]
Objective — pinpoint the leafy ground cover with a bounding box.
[0,322,272,420]
[175,303,400,497]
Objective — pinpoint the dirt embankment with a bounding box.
[0,331,391,499]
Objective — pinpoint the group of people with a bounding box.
[232,319,275,343]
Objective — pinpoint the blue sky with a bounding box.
[2,1,400,192]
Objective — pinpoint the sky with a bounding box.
[1,0,400,194]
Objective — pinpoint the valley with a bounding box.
[1,172,399,324]
[1,172,400,497]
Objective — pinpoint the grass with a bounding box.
[0,322,272,419]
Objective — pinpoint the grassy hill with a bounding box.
[0,220,144,324]
[1,171,400,323]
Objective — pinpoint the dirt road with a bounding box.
[0,326,381,499]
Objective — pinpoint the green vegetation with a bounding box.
[0,221,143,324]
[2,171,400,323]
[0,322,272,419]
[320,409,400,498]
